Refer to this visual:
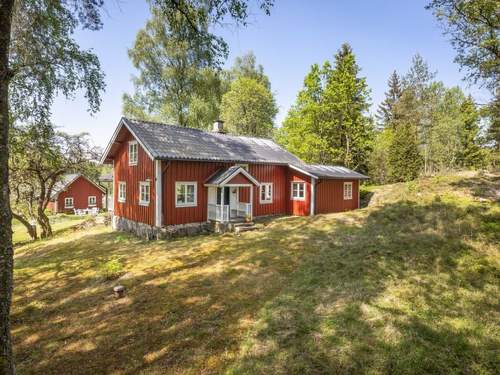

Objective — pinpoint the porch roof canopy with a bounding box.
[205,166,260,187]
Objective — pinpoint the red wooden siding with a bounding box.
[163,161,230,225]
[113,131,156,226]
[227,173,253,185]
[55,176,104,213]
[315,179,359,214]
[287,169,312,216]
[163,161,289,225]
[249,164,288,217]
[238,186,251,203]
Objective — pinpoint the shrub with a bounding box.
[98,258,124,281]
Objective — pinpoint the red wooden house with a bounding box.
[47,174,106,213]
[101,118,368,237]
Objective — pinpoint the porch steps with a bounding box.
[232,221,258,234]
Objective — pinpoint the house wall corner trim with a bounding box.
[155,159,162,227]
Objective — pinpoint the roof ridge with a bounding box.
[123,116,278,143]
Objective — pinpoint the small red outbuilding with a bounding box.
[47,174,106,213]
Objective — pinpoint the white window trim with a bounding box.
[175,181,198,208]
[260,183,273,204]
[118,181,126,203]
[88,195,97,207]
[128,141,138,166]
[291,181,306,201]
[64,197,74,209]
[139,181,150,206]
[344,182,353,200]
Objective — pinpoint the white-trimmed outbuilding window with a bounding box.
[88,196,97,206]
[176,182,197,207]
[343,182,353,200]
[139,181,150,206]
[128,141,138,166]
[291,182,305,200]
[260,183,273,204]
[64,197,74,208]
[118,181,126,203]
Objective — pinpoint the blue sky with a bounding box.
[51,0,489,148]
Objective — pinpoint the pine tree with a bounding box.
[376,70,402,128]
[388,122,423,182]
[279,43,372,172]
[459,96,485,168]
[387,88,424,181]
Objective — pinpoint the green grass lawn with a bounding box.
[12,214,88,245]
[12,172,499,374]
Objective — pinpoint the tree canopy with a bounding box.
[221,77,277,137]
[426,0,499,91]
[277,43,373,171]
[123,6,224,128]
[9,123,100,239]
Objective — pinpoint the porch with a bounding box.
[204,166,259,223]
[207,186,253,222]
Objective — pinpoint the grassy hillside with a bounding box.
[12,172,499,374]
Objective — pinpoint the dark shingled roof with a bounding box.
[50,173,106,198]
[205,166,242,185]
[123,118,304,165]
[101,118,369,180]
[303,165,369,179]
[205,166,260,186]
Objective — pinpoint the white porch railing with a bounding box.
[236,202,252,218]
[208,204,230,222]
[208,203,252,222]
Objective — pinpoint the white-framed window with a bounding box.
[88,196,97,206]
[291,182,305,201]
[64,197,74,208]
[139,181,150,206]
[118,181,126,203]
[344,182,353,200]
[128,141,138,166]
[175,182,197,207]
[260,183,273,204]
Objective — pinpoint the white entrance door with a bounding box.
[229,187,238,218]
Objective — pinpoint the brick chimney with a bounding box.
[212,120,225,134]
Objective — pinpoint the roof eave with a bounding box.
[100,117,156,164]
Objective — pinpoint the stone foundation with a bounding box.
[112,216,211,240]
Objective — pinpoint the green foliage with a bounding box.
[458,95,487,168]
[98,258,124,281]
[9,123,99,238]
[368,128,394,184]
[426,0,499,92]
[221,77,277,137]
[9,0,106,122]
[278,43,373,171]
[370,55,490,182]
[388,122,423,182]
[123,6,224,128]
[376,70,402,128]
[228,51,271,89]
[150,0,274,67]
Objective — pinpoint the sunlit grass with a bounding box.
[12,214,87,245]
[13,172,499,374]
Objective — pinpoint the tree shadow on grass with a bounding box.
[12,198,500,374]
[227,199,500,374]
[450,174,500,202]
